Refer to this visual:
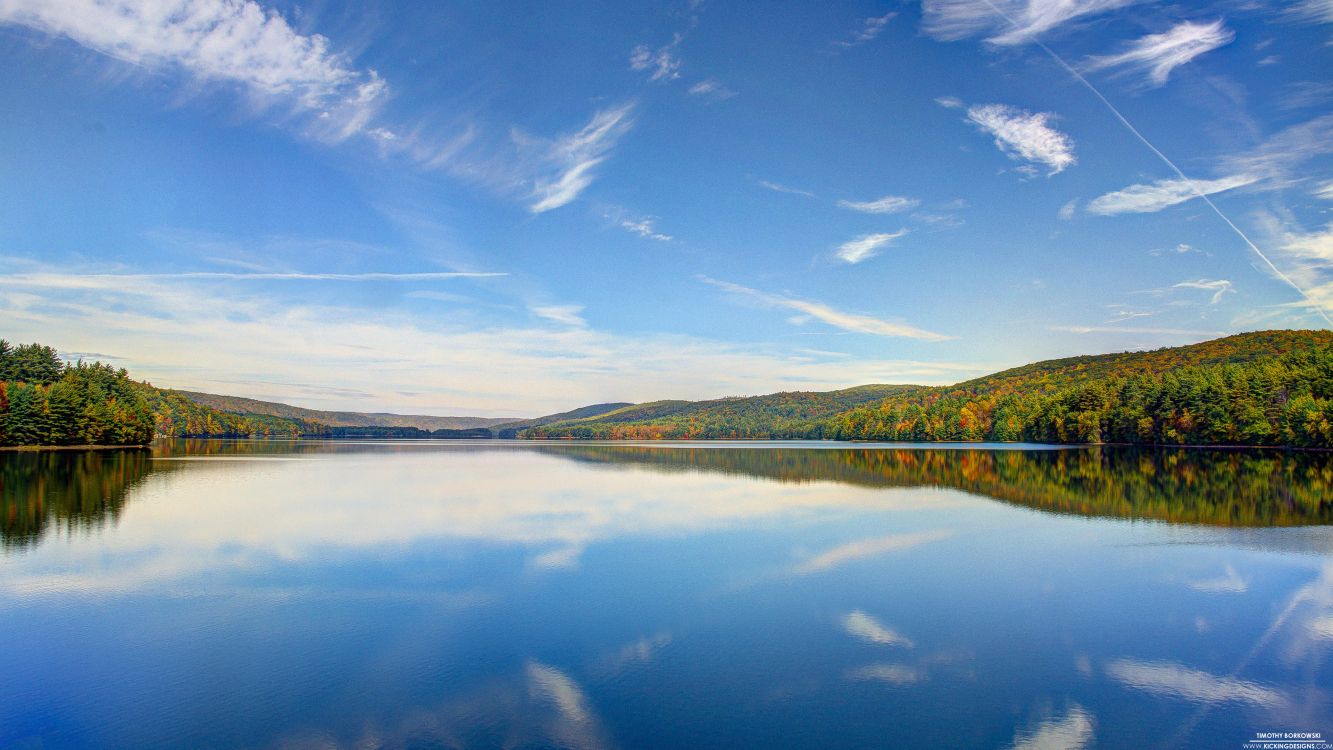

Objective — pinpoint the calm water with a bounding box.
[2,440,1331,749]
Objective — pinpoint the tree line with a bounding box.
[528,340,1333,448]
[826,346,1332,448]
[1,341,155,447]
[1,339,322,446]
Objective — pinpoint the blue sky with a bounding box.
[1,0,1331,417]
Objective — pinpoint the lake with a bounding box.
[2,440,1331,749]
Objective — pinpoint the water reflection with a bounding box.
[538,444,1333,526]
[1008,706,1095,750]
[8,440,1322,554]
[0,440,1330,749]
[0,448,158,549]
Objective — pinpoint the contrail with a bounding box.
[978,0,1332,326]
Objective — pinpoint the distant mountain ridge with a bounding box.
[178,391,517,431]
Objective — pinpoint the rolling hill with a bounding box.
[523,384,919,439]
[178,390,517,431]
[523,330,1333,447]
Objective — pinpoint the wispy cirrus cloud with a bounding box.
[836,231,909,264]
[701,277,952,341]
[838,195,920,214]
[1261,220,1333,317]
[964,103,1077,175]
[843,611,915,647]
[0,271,504,288]
[0,260,991,416]
[1220,114,1333,185]
[1186,565,1247,593]
[630,35,683,81]
[793,530,954,574]
[1084,20,1234,87]
[1288,0,1333,24]
[758,180,817,198]
[530,304,587,327]
[1174,279,1235,305]
[836,12,895,48]
[528,103,636,213]
[1048,325,1227,337]
[1007,706,1095,750]
[619,218,672,242]
[846,662,922,685]
[688,78,736,100]
[0,0,390,143]
[1105,659,1286,708]
[1086,174,1257,215]
[922,0,1137,46]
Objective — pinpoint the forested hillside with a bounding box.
[526,331,1333,448]
[179,391,514,431]
[524,385,914,439]
[148,389,319,439]
[1,339,315,446]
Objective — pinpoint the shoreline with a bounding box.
[0,444,150,453]
[4,437,1328,453]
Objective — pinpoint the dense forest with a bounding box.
[526,331,1333,448]
[1,338,317,446]
[523,385,914,440]
[0,341,156,447]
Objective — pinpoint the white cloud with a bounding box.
[1174,278,1235,305]
[935,96,964,109]
[1288,0,1333,24]
[530,304,587,327]
[1150,243,1200,256]
[1263,221,1333,318]
[1048,325,1227,336]
[922,0,1138,46]
[793,530,954,573]
[0,0,389,142]
[843,611,914,647]
[619,217,672,242]
[527,662,595,726]
[1085,174,1257,215]
[1222,115,1333,185]
[702,276,951,341]
[688,78,736,100]
[1007,706,1095,750]
[1058,200,1078,220]
[630,36,682,81]
[837,195,920,214]
[0,262,990,415]
[836,12,895,47]
[1315,182,1333,200]
[1084,20,1233,86]
[1105,659,1286,708]
[836,230,909,263]
[529,103,635,213]
[1186,565,1247,593]
[965,104,1076,175]
[846,663,922,685]
[758,180,816,198]
[0,271,503,286]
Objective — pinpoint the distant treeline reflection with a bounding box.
[1,449,156,549]
[3,444,1329,551]
[540,445,1333,526]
